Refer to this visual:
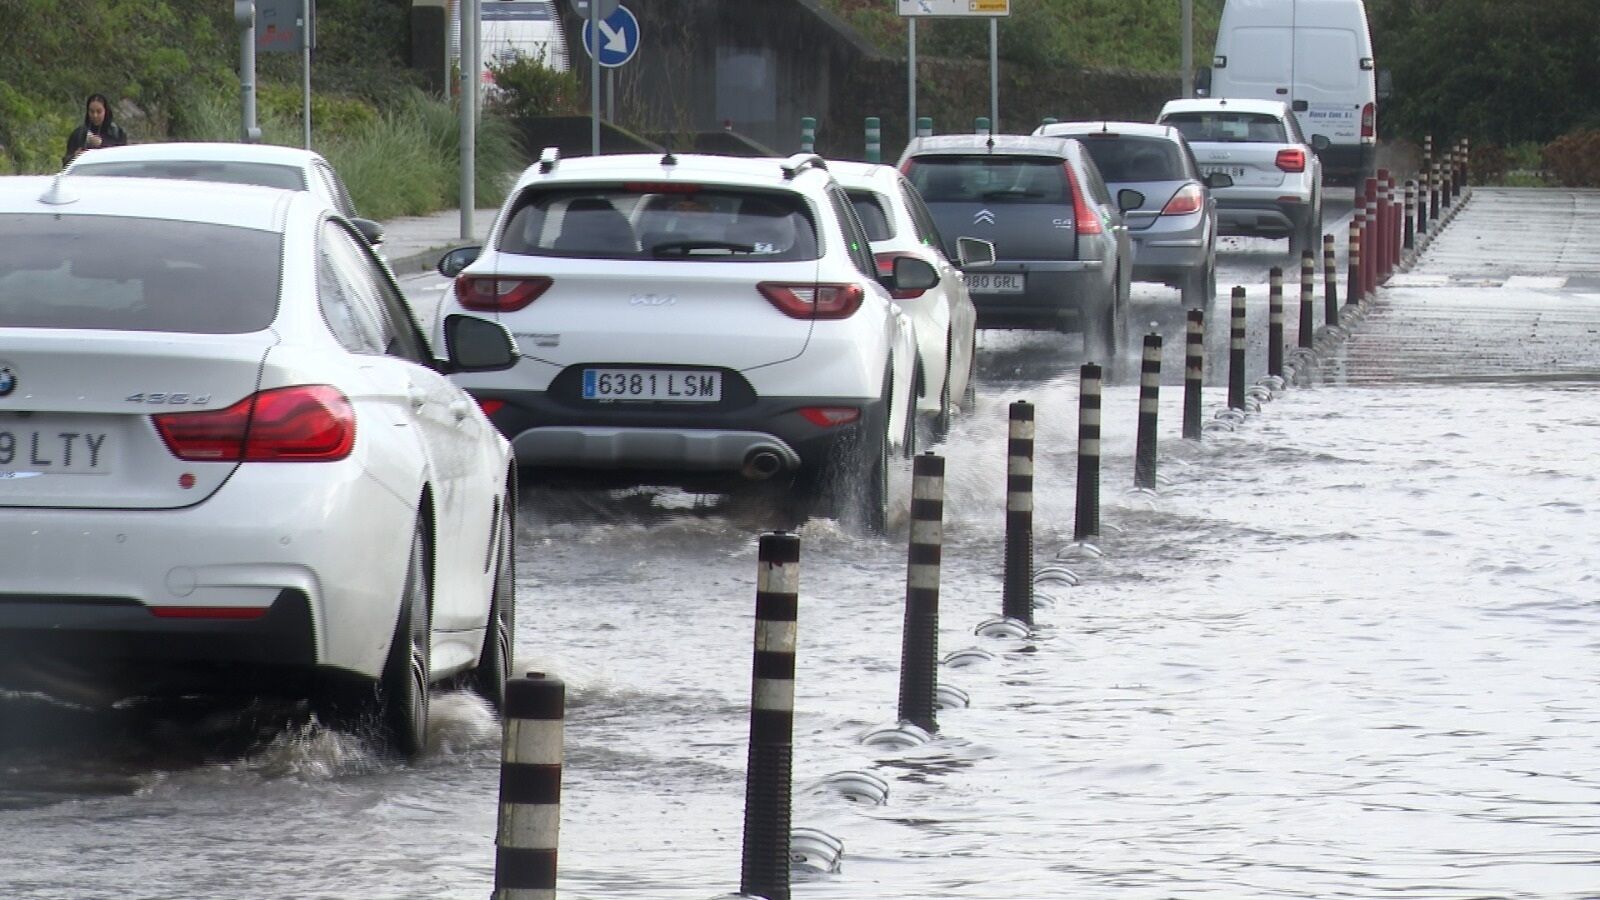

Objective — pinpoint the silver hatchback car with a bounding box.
[1034,121,1230,306]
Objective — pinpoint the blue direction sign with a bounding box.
[580,4,639,68]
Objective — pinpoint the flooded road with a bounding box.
[4,189,1598,898]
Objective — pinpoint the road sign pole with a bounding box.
[1182,0,1194,98]
[589,2,600,155]
[460,0,478,240]
[988,18,999,134]
[301,0,311,148]
[907,18,917,152]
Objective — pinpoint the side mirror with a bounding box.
[956,236,995,269]
[1116,188,1146,213]
[1204,171,1233,190]
[1376,68,1394,100]
[351,217,385,246]
[1311,133,1331,152]
[438,245,482,278]
[442,314,519,373]
[884,255,939,293]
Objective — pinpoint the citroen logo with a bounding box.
[0,366,14,397]
[973,209,996,225]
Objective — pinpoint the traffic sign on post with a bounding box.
[580,4,639,68]
[897,0,1010,16]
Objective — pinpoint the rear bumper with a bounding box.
[967,259,1106,330]
[1316,142,1377,180]
[1217,198,1312,238]
[1130,216,1209,283]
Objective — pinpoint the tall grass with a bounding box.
[172,87,526,221]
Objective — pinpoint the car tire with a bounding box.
[1086,282,1122,365]
[786,383,891,536]
[467,498,515,714]
[961,346,978,410]
[1181,254,1215,307]
[931,343,953,441]
[902,373,918,461]
[378,517,432,761]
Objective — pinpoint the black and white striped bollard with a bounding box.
[1403,181,1416,251]
[899,453,945,734]
[1073,364,1101,541]
[1183,309,1203,441]
[1134,334,1161,490]
[1002,402,1034,626]
[1321,232,1338,320]
[1417,163,1431,235]
[1227,286,1246,411]
[740,532,800,900]
[1346,216,1362,310]
[1267,265,1280,377]
[494,673,564,900]
[1430,156,1442,221]
[1302,251,1318,349]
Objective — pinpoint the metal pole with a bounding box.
[898,453,944,735]
[301,0,311,149]
[1183,309,1203,441]
[459,0,477,240]
[589,0,600,157]
[1228,286,1246,410]
[907,18,917,150]
[1073,364,1102,541]
[739,532,800,900]
[1134,335,1162,490]
[607,69,614,123]
[236,1,258,144]
[1181,0,1194,98]
[988,18,999,135]
[1002,402,1035,626]
[492,673,563,900]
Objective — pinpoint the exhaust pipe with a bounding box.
[741,448,785,481]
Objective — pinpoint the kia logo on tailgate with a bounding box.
[630,294,677,307]
[973,209,996,225]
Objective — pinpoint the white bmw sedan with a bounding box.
[0,176,521,760]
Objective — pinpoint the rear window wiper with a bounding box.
[650,240,758,257]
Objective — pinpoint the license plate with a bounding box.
[582,368,722,402]
[1203,165,1246,178]
[0,424,113,474]
[964,272,1026,294]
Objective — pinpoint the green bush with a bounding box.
[486,58,584,121]
[0,81,76,172]
[1542,129,1600,188]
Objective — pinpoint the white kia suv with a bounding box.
[437,150,922,532]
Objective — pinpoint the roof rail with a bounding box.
[538,146,560,174]
[780,153,828,180]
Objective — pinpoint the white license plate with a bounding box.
[1203,165,1246,178]
[964,272,1026,294]
[583,368,722,402]
[0,424,113,474]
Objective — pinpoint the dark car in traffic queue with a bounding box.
[1034,121,1232,306]
[898,134,1138,360]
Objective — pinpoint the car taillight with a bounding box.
[1275,148,1307,173]
[798,407,861,427]
[758,282,864,319]
[1161,184,1204,215]
[154,385,355,463]
[1361,102,1376,139]
[455,275,552,312]
[874,251,928,300]
[1062,163,1102,235]
[477,398,506,417]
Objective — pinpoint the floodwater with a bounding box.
[3,189,1598,899]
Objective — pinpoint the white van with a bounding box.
[1199,0,1386,184]
[455,0,570,82]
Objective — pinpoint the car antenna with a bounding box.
[38,173,77,206]
[661,151,678,166]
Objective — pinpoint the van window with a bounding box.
[906,156,1069,204]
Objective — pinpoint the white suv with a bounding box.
[1157,98,1325,256]
[437,150,922,531]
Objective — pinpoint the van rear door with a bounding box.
[1293,26,1365,147]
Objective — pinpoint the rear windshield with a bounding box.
[69,160,307,192]
[846,189,895,241]
[1161,112,1288,144]
[1076,136,1187,182]
[906,156,1069,204]
[496,186,819,261]
[0,214,281,333]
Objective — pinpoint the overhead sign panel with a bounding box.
[897,0,1010,16]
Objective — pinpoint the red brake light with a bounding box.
[1360,103,1376,139]
[1275,148,1307,173]
[1161,184,1204,215]
[149,606,269,620]
[758,282,864,319]
[455,275,552,312]
[1061,163,1101,235]
[477,398,506,417]
[873,251,928,300]
[154,385,355,463]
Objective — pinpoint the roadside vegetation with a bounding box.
[0,0,524,217]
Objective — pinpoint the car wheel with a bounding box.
[378,517,432,760]
[961,346,977,410]
[1181,255,1215,307]
[786,383,891,536]
[1086,285,1121,365]
[467,499,515,714]
[902,374,918,461]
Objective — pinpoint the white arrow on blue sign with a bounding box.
[580,4,639,68]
